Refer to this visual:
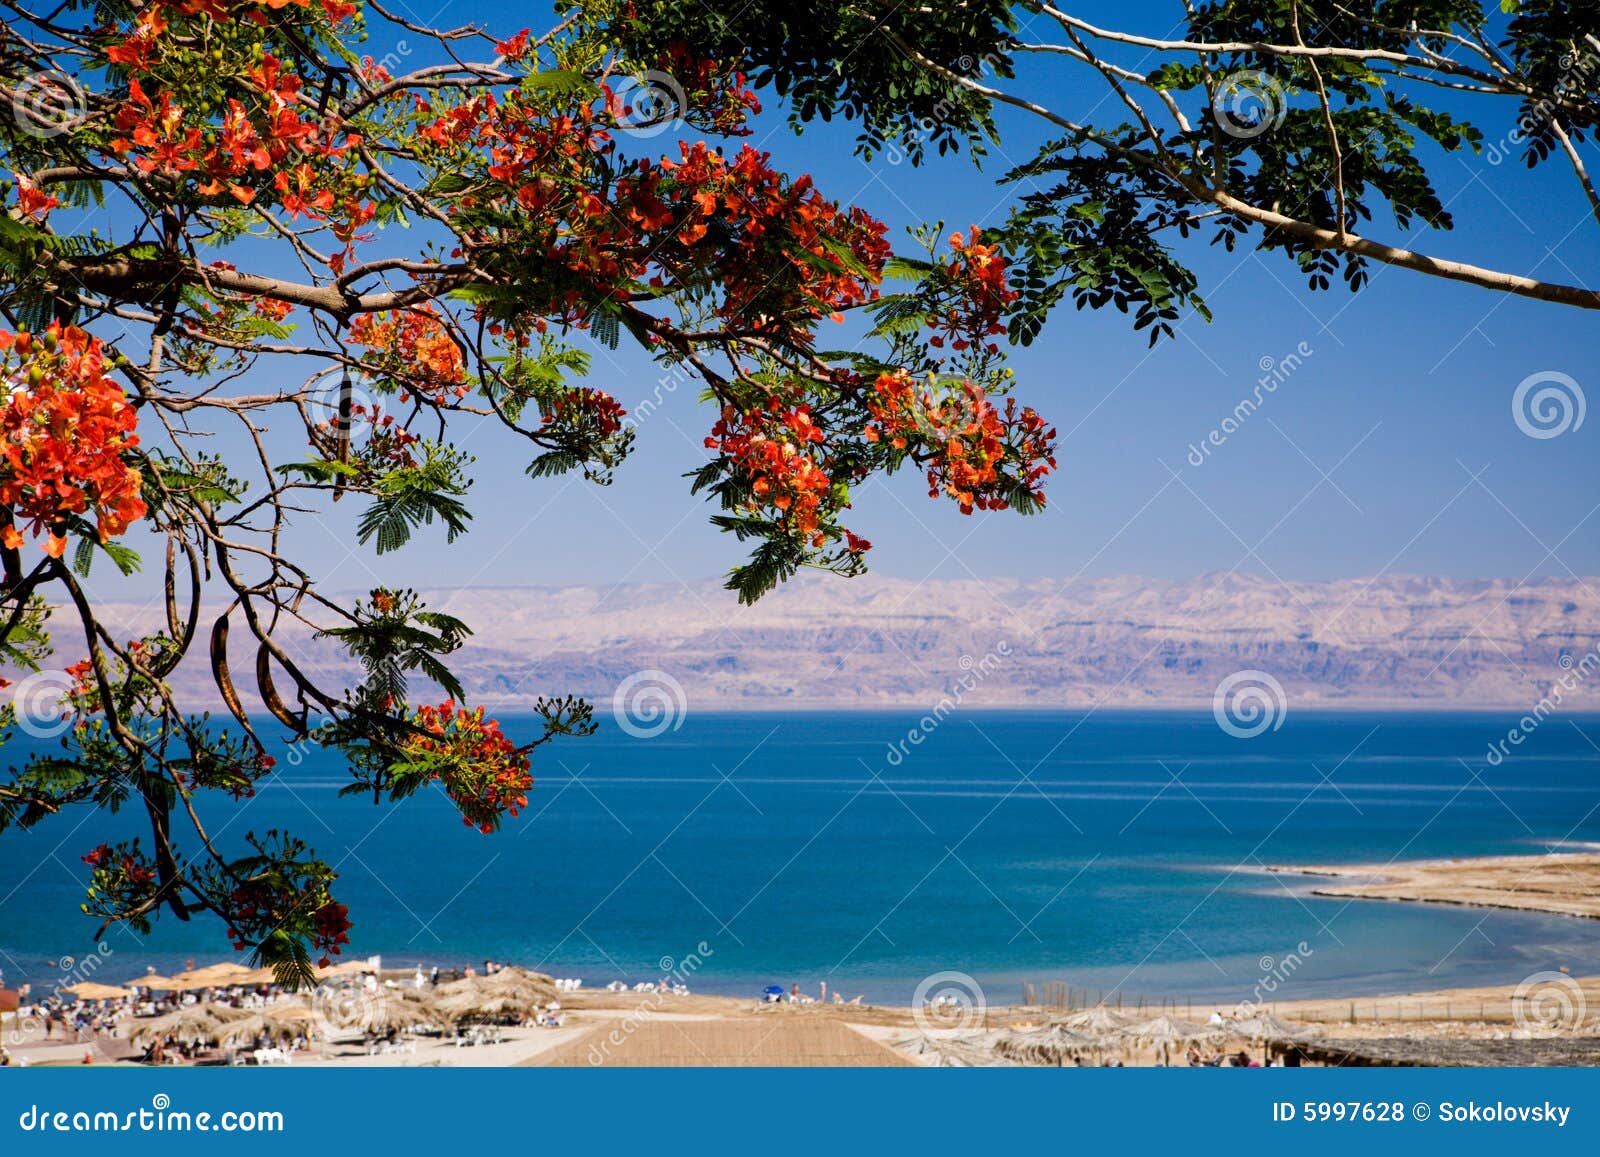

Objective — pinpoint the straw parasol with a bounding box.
[64,982,137,1001]
[990,1025,1105,1065]
[437,966,556,998]
[128,1003,251,1048]
[130,973,180,990]
[1058,1006,1134,1034]
[434,967,558,1022]
[1112,1014,1225,1065]
[218,1004,330,1050]
[1226,1011,1314,1041]
[315,959,377,981]
[432,989,539,1025]
[352,991,442,1036]
[894,1032,1018,1067]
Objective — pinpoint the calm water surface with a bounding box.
[3,710,1598,1005]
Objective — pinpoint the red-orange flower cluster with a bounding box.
[705,398,845,539]
[349,308,469,402]
[928,228,1018,356]
[866,372,1057,515]
[403,701,533,833]
[0,324,147,556]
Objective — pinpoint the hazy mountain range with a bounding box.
[63,573,1600,711]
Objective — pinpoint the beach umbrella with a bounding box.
[179,963,254,984]
[432,989,538,1025]
[217,1004,331,1050]
[1112,1014,1224,1065]
[1226,1011,1312,1041]
[990,1025,1104,1066]
[314,959,377,981]
[438,966,555,996]
[344,991,441,1035]
[128,1003,250,1048]
[64,982,136,1001]
[437,968,556,1009]
[129,973,180,990]
[894,1032,1017,1067]
[1058,1006,1134,1034]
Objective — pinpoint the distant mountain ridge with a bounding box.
[64,573,1600,711]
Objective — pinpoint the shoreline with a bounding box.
[1265,852,1600,921]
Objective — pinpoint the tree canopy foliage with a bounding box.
[0,0,1057,982]
[621,0,1600,346]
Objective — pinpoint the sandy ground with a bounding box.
[1267,852,1600,919]
[531,1015,910,1066]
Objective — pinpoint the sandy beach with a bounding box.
[8,852,1598,1069]
[1266,852,1600,920]
[8,967,1599,1069]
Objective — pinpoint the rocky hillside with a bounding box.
[58,573,1600,710]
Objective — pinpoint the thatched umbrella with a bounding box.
[217,1004,331,1050]
[991,1025,1105,1066]
[128,1003,250,1048]
[129,973,180,991]
[894,1032,1018,1067]
[315,959,377,981]
[1227,1011,1313,1041]
[1113,1015,1224,1064]
[1058,1006,1134,1034]
[432,989,539,1025]
[434,968,557,1023]
[64,982,136,1001]
[179,963,254,985]
[332,989,441,1035]
[1221,1011,1317,1065]
[437,966,556,1001]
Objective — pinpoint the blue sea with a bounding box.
[3,710,1598,1006]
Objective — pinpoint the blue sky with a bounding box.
[90,3,1600,599]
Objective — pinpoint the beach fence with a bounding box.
[1019,984,1589,1026]
[1021,983,1194,1016]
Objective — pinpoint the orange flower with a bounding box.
[0,323,147,552]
